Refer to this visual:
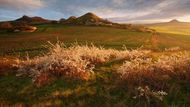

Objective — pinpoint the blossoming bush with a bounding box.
[133,86,167,103]
[15,41,150,86]
[117,52,190,89]
[115,52,190,105]
[165,46,181,52]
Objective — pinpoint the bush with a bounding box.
[117,52,190,90]
[15,41,150,86]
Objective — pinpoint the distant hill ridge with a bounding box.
[15,15,50,24]
[146,19,190,35]
[147,19,190,26]
[169,19,180,23]
[0,12,155,33]
[60,12,112,25]
[75,12,112,25]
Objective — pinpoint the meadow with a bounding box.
[1,24,190,56]
[147,21,190,35]
[1,24,190,107]
[0,24,152,56]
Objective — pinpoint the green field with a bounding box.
[147,22,190,35]
[1,24,190,107]
[1,23,190,56]
[0,24,152,56]
[1,70,189,107]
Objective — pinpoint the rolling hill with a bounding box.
[146,19,190,35]
[1,13,190,56]
[15,15,50,24]
[60,12,112,25]
[0,12,154,33]
[0,15,49,32]
[75,12,112,25]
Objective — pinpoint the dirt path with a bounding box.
[150,31,159,49]
[143,31,159,50]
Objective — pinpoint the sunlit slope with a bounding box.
[0,24,152,54]
[147,20,190,35]
[156,33,190,49]
[2,23,190,56]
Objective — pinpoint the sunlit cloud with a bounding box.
[0,0,45,11]
[0,0,190,22]
[178,15,190,22]
[112,0,125,5]
[109,0,190,23]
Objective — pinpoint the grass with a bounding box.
[1,62,190,107]
[149,26,190,35]
[1,24,190,107]
[147,22,190,35]
[154,33,190,50]
[0,24,152,56]
[1,43,190,106]
[1,24,190,57]
[145,22,190,50]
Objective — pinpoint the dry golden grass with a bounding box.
[12,42,150,86]
[0,57,19,75]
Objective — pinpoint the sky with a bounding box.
[0,0,190,23]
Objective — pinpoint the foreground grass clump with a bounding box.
[1,42,190,106]
[118,52,190,87]
[117,52,190,106]
[15,42,150,86]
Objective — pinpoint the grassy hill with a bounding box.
[62,12,112,25]
[0,24,152,56]
[1,16,190,56]
[1,23,190,56]
[15,15,50,24]
[146,19,190,35]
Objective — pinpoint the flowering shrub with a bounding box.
[16,43,93,85]
[118,52,190,77]
[14,41,190,88]
[133,86,167,104]
[15,42,150,85]
[165,47,181,52]
[117,52,190,90]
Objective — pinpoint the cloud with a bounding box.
[0,0,46,21]
[0,0,45,11]
[109,0,190,22]
[112,0,125,5]
[0,0,190,22]
[43,0,162,18]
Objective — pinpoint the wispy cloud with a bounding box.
[0,0,190,22]
[0,0,45,11]
[109,0,190,23]
[112,0,125,5]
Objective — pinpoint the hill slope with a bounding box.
[146,19,190,35]
[61,12,112,25]
[15,15,50,24]
[0,24,153,55]
[75,12,112,25]
[0,12,154,33]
